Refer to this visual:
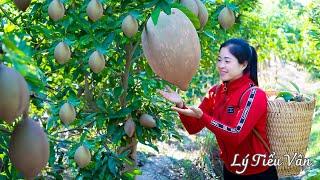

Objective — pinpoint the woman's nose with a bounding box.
[217,61,225,68]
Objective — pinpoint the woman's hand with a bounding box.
[157,85,184,107]
[171,106,203,119]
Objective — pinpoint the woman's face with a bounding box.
[217,47,247,82]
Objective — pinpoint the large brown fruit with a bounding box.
[59,102,76,125]
[14,0,31,11]
[195,0,208,28]
[124,118,135,137]
[54,42,71,64]
[139,114,156,128]
[89,50,105,73]
[218,7,235,30]
[121,15,138,38]
[9,117,49,179]
[74,145,91,168]
[141,8,201,90]
[180,0,199,16]
[48,0,65,21]
[86,0,104,22]
[0,64,29,124]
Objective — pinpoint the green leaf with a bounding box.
[277,91,294,102]
[143,0,160,8]
[151,7,161,26]
[171,3,201,29]
[288,81,300,93]
[108,157,117,175]
[159,1,171,15]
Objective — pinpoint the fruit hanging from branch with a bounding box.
[218,7,235,30]
[13,0,31,11]
[139,114,156,128]
[9,117,49,179]
[141,8,201,91]
[124,118,135,137]
[89,50,105,73]
[194,0,208,28]
[74,145,91,168]
[86,0,104,22]
[121,15,139,38]
[180,0,208,28]
[54,42,71,64]
[181,0,199,16]
[0,64,30,124]
[59,102,76,125]
[48,0,65,21]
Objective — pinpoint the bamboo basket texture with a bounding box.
[266,91,316,177]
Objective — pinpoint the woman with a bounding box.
[158,39,278,179]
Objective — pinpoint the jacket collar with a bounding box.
[221,73,253,93]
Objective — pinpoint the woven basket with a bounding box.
[266,91,316,177]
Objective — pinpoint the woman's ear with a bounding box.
[241,61,248,70]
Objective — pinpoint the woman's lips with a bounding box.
[220,71,227,75]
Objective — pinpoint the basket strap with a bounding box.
[239,85,271,153]
[253,129,271,153]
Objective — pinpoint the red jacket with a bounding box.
[178,73,271,175]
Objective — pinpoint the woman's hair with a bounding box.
[219,38,258,86]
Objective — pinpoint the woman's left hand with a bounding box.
[171,106,203,119]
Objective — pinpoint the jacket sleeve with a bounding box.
[199,88,267,147]
[178,86,217,134]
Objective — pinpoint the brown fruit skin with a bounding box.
[74,145,91,168]
[89,51,105,73]
[9,117,49,179]
[121,15,138,38]
[14,0,31,11]
[141,8,201,91]
[139,114,156,128]
[59,102,76,125]
[180,0,199,16]
[0,64,29,124]
[54,42,71,64]
[124,118,135,137]
[48,0,65,21]
[218,7,235,30]
[194,0,208,28]
[86,0,104,22]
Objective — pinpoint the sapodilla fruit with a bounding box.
[194,0,208,28]
[59,102,76,125]
[14,0,31,11]
[9,117,49,179]
[89,50,105,73]
[139,114,156,128]
[141,8,201,91]
[124,118,135,137]
[180,0,199,16]
[121,15,138,38]
[48,0,65,21]
[54,42,71,64]
[218,7,235,30]
[74,145,91,168]
[86,0,104,22]
[0,64,29,124]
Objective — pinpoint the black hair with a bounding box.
[219,38,259,86]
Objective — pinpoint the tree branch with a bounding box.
[0,6,19,26]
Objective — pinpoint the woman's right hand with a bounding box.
[157,85,184,108]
